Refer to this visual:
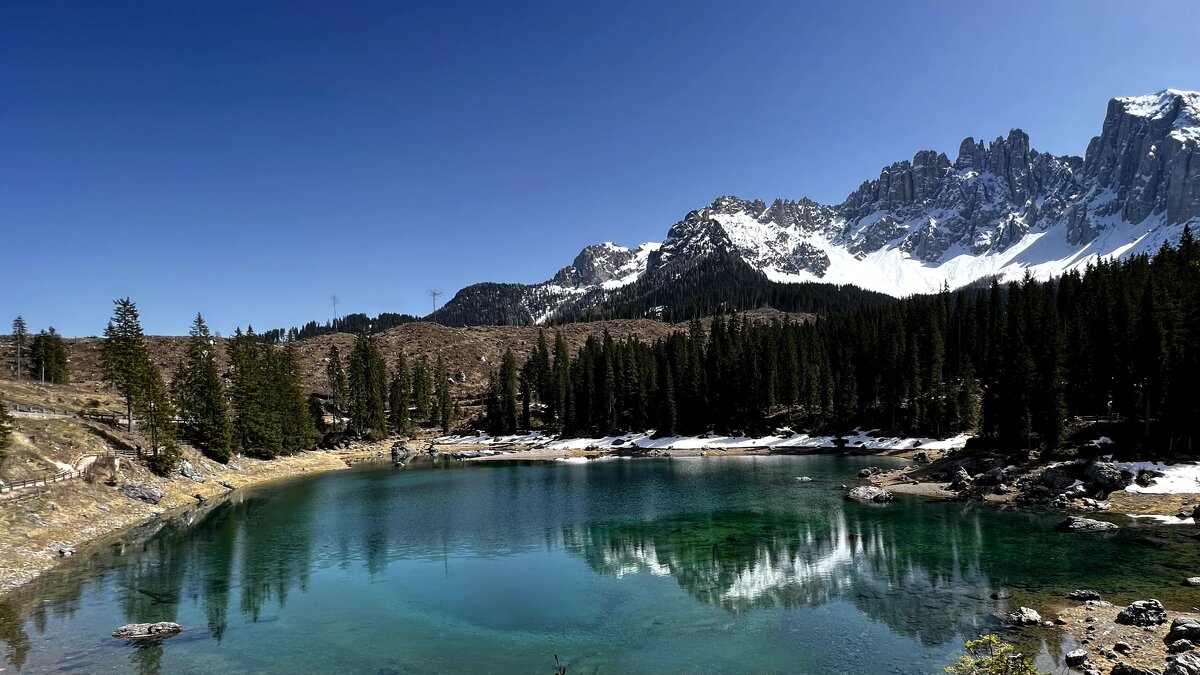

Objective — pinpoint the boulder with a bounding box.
[1069,589,1103,601]
[1083,461,1133,497]
[845,486,893,503]
[794,476,812,482]
[178,460,205,483]
[857,467,881,478]
[1009,607,1042,625]
[1137,469,1165,488]
[949,467,974,492]
[1166,652,1200,675]
[1185,578,1200,587]
[1056,516,1118,533]
[218,480,235,490]
[1170,640,1196,654]
[1066,649,1088,667]
[912,451,931,464]
[1116,600,1168,627]
[120,481,163,505]
[1038,463,1080,492]
[1167,617,1200,643]
[112,622,182,642]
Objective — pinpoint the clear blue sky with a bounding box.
[4,1,1199,336]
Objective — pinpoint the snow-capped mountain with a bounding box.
[433,90,1200,326]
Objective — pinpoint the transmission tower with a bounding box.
[429,290,443,313]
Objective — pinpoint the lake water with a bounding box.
[3,455,1199,674]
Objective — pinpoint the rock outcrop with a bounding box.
[845,486,893,503]
[119,481,163,505]
[112,622,182,642]
[1056,516,1118,533]
[1115,599,1168,627]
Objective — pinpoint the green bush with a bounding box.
[945,634,1042,675]
[144,443,181,477]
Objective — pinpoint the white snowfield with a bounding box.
[1116,460,1200,495]
[434,429,970,452]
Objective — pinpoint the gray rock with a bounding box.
[112,622,182,642]
[857,467,881,478]
[178,460,205,483]
[1066,649,1088,666]
[1170,640,1196,654]
[845,486,893,503]
[794,476,812,482]
[1070,589,1103,601]
[1056,516,1118,533]
[1166,651,1200,675]
[949,467,974,492]
[1009,607,1042,625]
[218,480,235,490]
[120,481,163,505]
[1116,600,1168,627]
[1114,641,1132,654]
[1185,578,1200,587]
[1111,664,1163,675]
[1167,617,1200,643]
[1083,461,1133,497]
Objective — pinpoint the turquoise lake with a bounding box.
[3,455,1199,674]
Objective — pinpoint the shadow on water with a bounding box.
[1,457,1199,673]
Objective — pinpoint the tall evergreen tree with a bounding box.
[434,354,453,433]
[388,352,411,436]
[274,343,318,453]
[11,316,26,381]
[28,328,69,384]
[172,314,234,463]
[228,327,279,457]
[412,357,431,427]
[100,299,154,434]
[347,333,387,439]
[325,345,349,431]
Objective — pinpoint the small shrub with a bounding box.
[145,443,181,477]
[944,634,1042,675]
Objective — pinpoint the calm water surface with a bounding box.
[3,456,1199,674]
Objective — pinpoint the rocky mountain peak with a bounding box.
[1083,89,1200,225]
[551,242,637,288]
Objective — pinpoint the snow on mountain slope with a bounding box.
[434,90,1200,324]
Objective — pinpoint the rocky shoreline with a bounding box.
[0,447,384,596]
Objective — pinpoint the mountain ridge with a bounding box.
[431,90,1200,326]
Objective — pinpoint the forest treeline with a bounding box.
[486,229,1200,455]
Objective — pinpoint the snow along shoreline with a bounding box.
[434,429,971,454]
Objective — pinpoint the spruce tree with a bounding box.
[28,328,69,384]
[499,349,518,433]
[325,345,349,431]
[173,314,234,463]
[228,327,278,457]
[412,357,431,427]
[11,316,27,381]
[435,354,453,433]
[274,343,318,454]
[347,333,387,439]
[100,299,154,434]
[388,352,411,436]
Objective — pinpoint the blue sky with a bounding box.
[4,0,1199,336]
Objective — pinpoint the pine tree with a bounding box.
[499,349,518,433]
[138,361,180,475]
[28,328,69,384]
[388,352,411,436]
[435,354,453,433]
[274,343,318,454]
[228,327,278,457]
[173,314,234,463]
[100,299,153,434]
[412,357,431,427]
[347,333,387,439]
[11,316,27,381]
[325,345,349,431]
[552,331,570,429]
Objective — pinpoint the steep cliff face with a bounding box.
[1081,90,1200,227]
[433,91,1200,325]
